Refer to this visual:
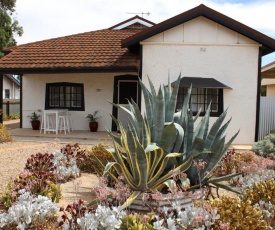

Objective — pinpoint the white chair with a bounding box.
[40,113,55,134]
[58,116,67,134]
[66,112,73,131]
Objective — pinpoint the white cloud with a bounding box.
[14,0,275,64]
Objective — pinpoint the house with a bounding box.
[261,61,275,96]
[3,74,20,99]
[0,4,275,144]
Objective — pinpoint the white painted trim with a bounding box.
[112,18,153,30]
[140,41,262,48]
[262,63,275,72]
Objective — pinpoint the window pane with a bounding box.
[46,83,84,111]
[177,87,221,116]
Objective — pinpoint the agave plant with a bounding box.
[103,74,239,207]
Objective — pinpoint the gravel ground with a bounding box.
[0,141,65,193]
[0,120,234,208]
[1,120,99,207]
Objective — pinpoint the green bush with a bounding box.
[9,112,20,119]
[2,114,9,121]
[252,133,275,158]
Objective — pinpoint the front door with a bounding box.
[112,75,140,131]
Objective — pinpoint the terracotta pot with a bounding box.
[89,121,98,132]
[130,192,192,213]
[31,120,40,130]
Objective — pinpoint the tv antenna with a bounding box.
[126,12,150,18]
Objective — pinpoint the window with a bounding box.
[5,89,10,99]
[176,87,223,116]
[45,82,84,111]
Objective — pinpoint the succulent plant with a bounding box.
[0,190,59,229]
[120,213,155,230]
[103,75,239,207]
[252,133,275,158]
[81,144,114,175]
[210,195,268,229]
[25,152,56,172]
[60,143,87,168]
[243,179,275,205]
[53,150,80,181]
[59,200,125,230]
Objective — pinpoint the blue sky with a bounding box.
[14,0,275,65]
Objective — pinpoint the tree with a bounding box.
[0,0,23,57]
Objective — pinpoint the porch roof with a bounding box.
[172,77,232,89]
[0,29,142,74]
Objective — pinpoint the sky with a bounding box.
[13,0,275,66]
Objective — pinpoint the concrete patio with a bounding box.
[8,127,253,150]
[9,128,113,145]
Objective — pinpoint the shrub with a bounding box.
[120,213,154,230]
[253,200,275,228]
[212,149,237,176]
[53,150,80,181]
[59,199,126,229]
[252,133,275,158]
[0,190,59,229]
[0,123,12,143]
[213,150,262,177]
[243,179,275,205]
[25,152,56,172]
[230,168,275,190]
[9,112,20,120]
[1,169,59,207]
[81,143,114,175]
[60,143,86,168]
[210,196,267,229]
[2,114,8,121]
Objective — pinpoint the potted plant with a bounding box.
[98,75,239,210]
[86,111,101,132]
[27,112,40,130]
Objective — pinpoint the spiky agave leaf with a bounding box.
[205,108,228,149]
[166,75,181,122]
[153,87,165,143]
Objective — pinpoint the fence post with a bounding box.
[6,100,10,117]
[0,74,3,124]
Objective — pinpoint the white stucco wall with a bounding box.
[3,76,20,99]
[141,16,260,144]
[22,72,136,131]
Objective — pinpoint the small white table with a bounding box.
[43,109,68,134]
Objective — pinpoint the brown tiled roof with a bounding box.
[122,4,275,56]
[0,29,142,74]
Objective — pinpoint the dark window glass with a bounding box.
[5,89,10,99]
[176,88,223,116]
[118,81,138,104]
[45,82,84,111]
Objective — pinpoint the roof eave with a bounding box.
[0,66,138,75]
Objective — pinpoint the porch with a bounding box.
[7,128,252,151]
[9,128,113,145]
